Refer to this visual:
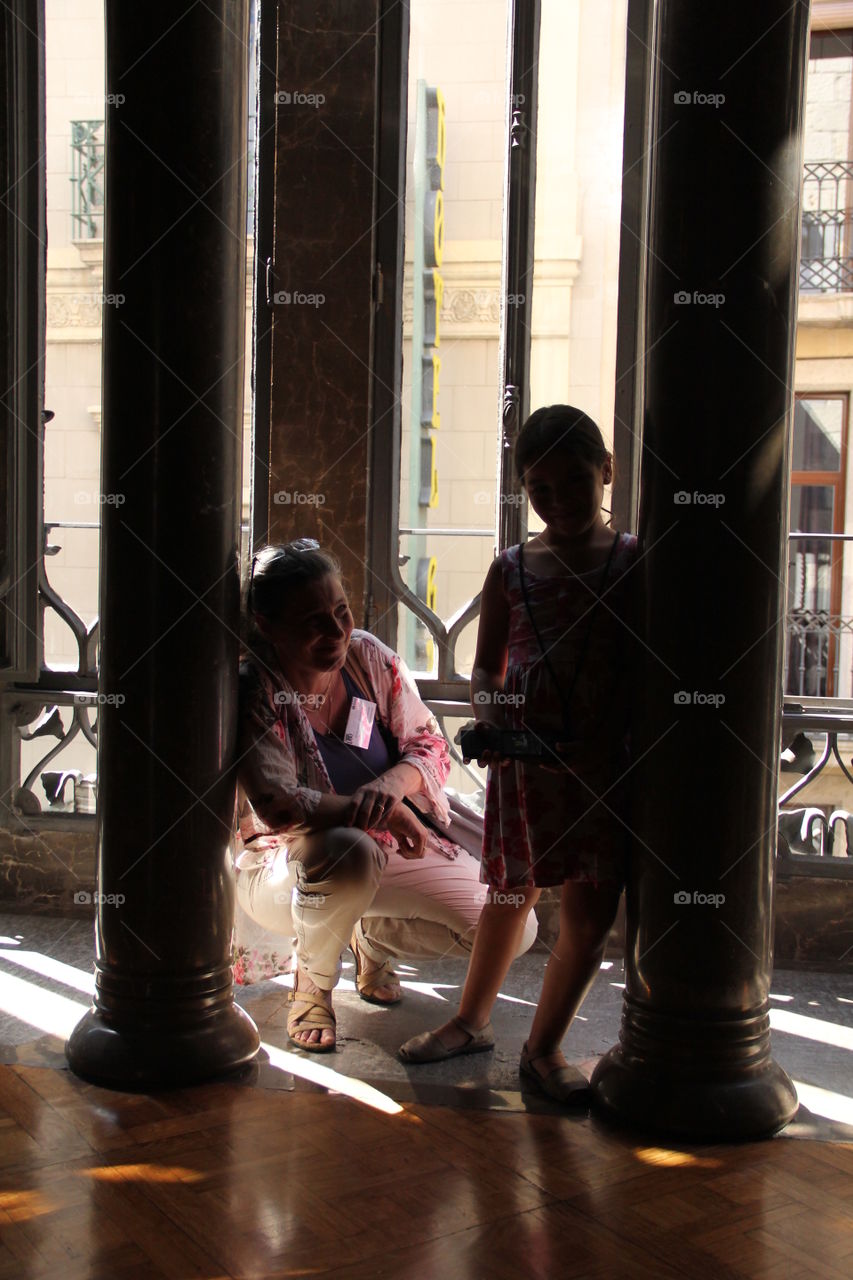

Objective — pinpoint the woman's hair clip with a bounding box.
[248,540,340,619]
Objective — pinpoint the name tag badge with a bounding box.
[343,697,376,749]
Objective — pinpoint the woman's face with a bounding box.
[259,572,354,676]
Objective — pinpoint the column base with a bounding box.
[66,1002,260,1090]
[591,1046,799,1141]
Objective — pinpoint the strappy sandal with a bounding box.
[287,988,336,1053]
[350,931,402,1006]
[519,1042,591,1106]
[398,1015,495,1063]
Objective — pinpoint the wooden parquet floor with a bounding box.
[0,1064,851,1280]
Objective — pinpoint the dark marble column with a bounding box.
[66,2,259,1087]
[591,2,808,1139]
[265,2,380,621]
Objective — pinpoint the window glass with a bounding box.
[792,398,843,472]
[396,0,510,676]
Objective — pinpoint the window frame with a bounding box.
[789,390,849,697]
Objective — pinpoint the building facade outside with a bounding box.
[19,0,853,807]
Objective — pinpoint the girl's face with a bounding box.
[257,573,354,676]
[522,450,612,537]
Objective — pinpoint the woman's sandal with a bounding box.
[519,1042,591,1106]
[350,931,402,1006]
[398,1015,495,1063]
[287,988,336,1053]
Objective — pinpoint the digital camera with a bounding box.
[458,721,566,761]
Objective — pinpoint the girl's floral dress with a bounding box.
[482,534,638,891]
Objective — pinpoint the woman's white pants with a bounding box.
[236,826,537,989]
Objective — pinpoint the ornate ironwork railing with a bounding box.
[70,119,104,239]
[5,518,252,824]
[785,532,853,698]
[800,161,853,293]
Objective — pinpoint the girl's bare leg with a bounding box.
[524,881,621,1077]
[423,889,541,1051]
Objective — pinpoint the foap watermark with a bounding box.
[674,290,725,308]
[80,291,125,307]
[273,290,325,307]
[673,490,725,507]
[74,890,126,906]
[75,491,126,506]
[294,890,327,908]
[276,90,326,107]
[274,690,327,709]
[273,490,326,506]
[674,889,726,908]
[474,86,526,108]
[673,690,726,708]
[673,90,725,108]
[473,690,526,707]
[105,93,126,107]
[73,692,126,707]
[473,491,525,506]
[275,889,327,907]
[487,890,527,907]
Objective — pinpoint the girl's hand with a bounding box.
[346,781,403,832]
[384,804,428,859]
[462,719,512,768]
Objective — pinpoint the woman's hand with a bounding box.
[383,803,428,859]
[346,780,404,832]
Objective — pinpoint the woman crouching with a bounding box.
[234,540,537,1051]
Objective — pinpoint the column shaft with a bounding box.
[591,0,808,1139]
[66,1,259,1087]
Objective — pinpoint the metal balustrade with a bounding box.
[800,161,853,293]
[70,120,104,240]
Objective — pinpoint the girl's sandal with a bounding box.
[287,989,336,1053]
[350,931,402,1006]
[399,1015,495,1063]
[519,1042,591,1107]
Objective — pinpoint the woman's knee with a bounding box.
[297,826,385,889]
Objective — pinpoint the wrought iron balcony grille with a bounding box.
[785,533,853,699]
[70,119,104,240]
[800,161,853,293]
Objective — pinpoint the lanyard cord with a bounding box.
[518,531,620,733]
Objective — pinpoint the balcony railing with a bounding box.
[69,117,256,242]
[801,161,853,293]
[786,532,853,698]
[70,120,104,240]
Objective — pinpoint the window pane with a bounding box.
[527,2,628,534]
[397,0,511,676]
[790,482,835,533]
[792,398,843,472]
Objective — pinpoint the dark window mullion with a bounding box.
[498,0,541,552]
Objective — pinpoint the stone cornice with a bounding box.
[47,238,256,339]
[403,256,579,338]
[811,2,853,30]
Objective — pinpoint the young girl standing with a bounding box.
[400,405,637,1103]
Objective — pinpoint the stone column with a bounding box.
[591,1,808,1138]
[66,1,259,1087]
